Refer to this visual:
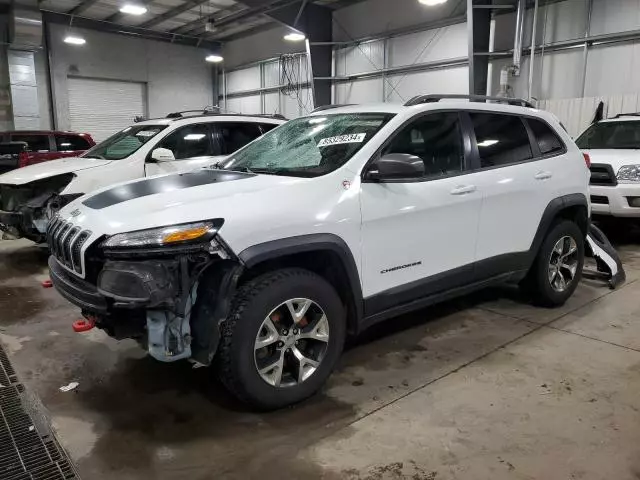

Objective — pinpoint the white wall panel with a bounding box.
[335,41,384,76]
[584,42,640,97]
[335,78,383,104]
[385,66,469,103]
[263,92,279,115]
[263,60,281,88]
[224,95,261,115]
[388,23,467,67]
[590,0,640,36]
[225,66,260,94]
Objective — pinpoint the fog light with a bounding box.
[627,197,640,208]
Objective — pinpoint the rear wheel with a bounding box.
[217,268,346,410]
[524,220,585,307]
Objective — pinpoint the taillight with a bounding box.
[18,152,29,168]
[583,152,591,168]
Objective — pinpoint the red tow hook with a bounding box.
[41,279,53,288]
[73,317,96,333]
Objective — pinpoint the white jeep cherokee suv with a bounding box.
[576,114,640,218]
[0,111,284,242]
[48,95,590,410]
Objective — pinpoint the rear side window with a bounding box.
[56,134,91,151]
[10,134,50,152]
[527,119,565,156]
[219,123,263,154]
[469,113,532,168]
[260,123,279,134]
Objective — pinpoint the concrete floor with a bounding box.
[1,226,640,480]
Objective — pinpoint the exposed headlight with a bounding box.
[617,165,640,183]
[101,220,222,249]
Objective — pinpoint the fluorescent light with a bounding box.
[205,54,224,63]
[64,35,86,45]
[184,134,206,141]
[284,32,306,42]
[477,139,498,147]
[119,4,148,15]
[418,0,448,5]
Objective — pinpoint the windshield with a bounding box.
[576,121,640,149]
[222,113,394,177]
[82,124,168,160]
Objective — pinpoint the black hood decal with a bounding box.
[83,169,254,210]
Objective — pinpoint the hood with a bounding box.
[60,169,313,236]
[0,157,112,185]
[583,149,640,173]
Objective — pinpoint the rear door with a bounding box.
[9,133,55,165]
[215,122,264,156]
[54,134,93,158]
[466,112,566,272]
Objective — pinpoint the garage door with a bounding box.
[67,77,146,142]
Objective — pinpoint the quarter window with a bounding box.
[527,118,564,156]
[383,112,464,178]
[157,124,213,159]
[470,113,532,168]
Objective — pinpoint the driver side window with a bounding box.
[383,112,464,178]
[156,124,213,160]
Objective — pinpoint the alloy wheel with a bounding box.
[254,298,330,388]
[548,235,579,292]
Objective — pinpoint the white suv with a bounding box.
[576,115,640,218]
[0,111,284,242]
[48,95,590,410]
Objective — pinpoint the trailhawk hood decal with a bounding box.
[0,157,112,185]
[83,169,254,209]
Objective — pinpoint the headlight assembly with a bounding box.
[101,220,223,249]
[617,165,640,183]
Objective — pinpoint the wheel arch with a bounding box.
[238,234,363,335]
[529,193,589,262]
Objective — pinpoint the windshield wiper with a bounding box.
[83,154,106,159]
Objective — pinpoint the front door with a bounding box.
[145,123,221,176]
[360,111,482,314]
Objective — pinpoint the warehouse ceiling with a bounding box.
[9,0,366,43]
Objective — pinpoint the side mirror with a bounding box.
[149,148,175,163]
[365,153,425,181]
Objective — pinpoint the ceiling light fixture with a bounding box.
[284,32,306,42]
[418,0,448,5]
[64,35,86,45]
[120,4,148,15]
[205,54,224,63]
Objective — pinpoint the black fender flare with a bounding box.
[528,192,589,264]
[238,233,364,326]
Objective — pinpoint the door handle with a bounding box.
[534,171,553,180]
[450,185,477,195]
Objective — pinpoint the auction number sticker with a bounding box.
[317,133,366,147]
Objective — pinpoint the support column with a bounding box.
[467,0,492,96]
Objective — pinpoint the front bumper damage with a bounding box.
[49,253,242,366]
[0,176,79,241]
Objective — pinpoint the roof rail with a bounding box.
[612,112,640,119]
[166,106,222,119]
[252,113,288,120]
[311,104,355,113]
[404,94,535,109]
[165,108,287,121]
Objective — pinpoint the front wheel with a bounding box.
[217,268,346,410]
[524,220,585,307]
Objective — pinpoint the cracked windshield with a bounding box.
[222,113,394,177]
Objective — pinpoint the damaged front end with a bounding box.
[0,174,79,242]
[48,219,242,366]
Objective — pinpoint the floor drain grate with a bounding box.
[0,344,78,480]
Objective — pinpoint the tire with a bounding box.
[524,219,585,307]
[216,268,346,410]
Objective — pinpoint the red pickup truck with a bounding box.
[0,130,95,174]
